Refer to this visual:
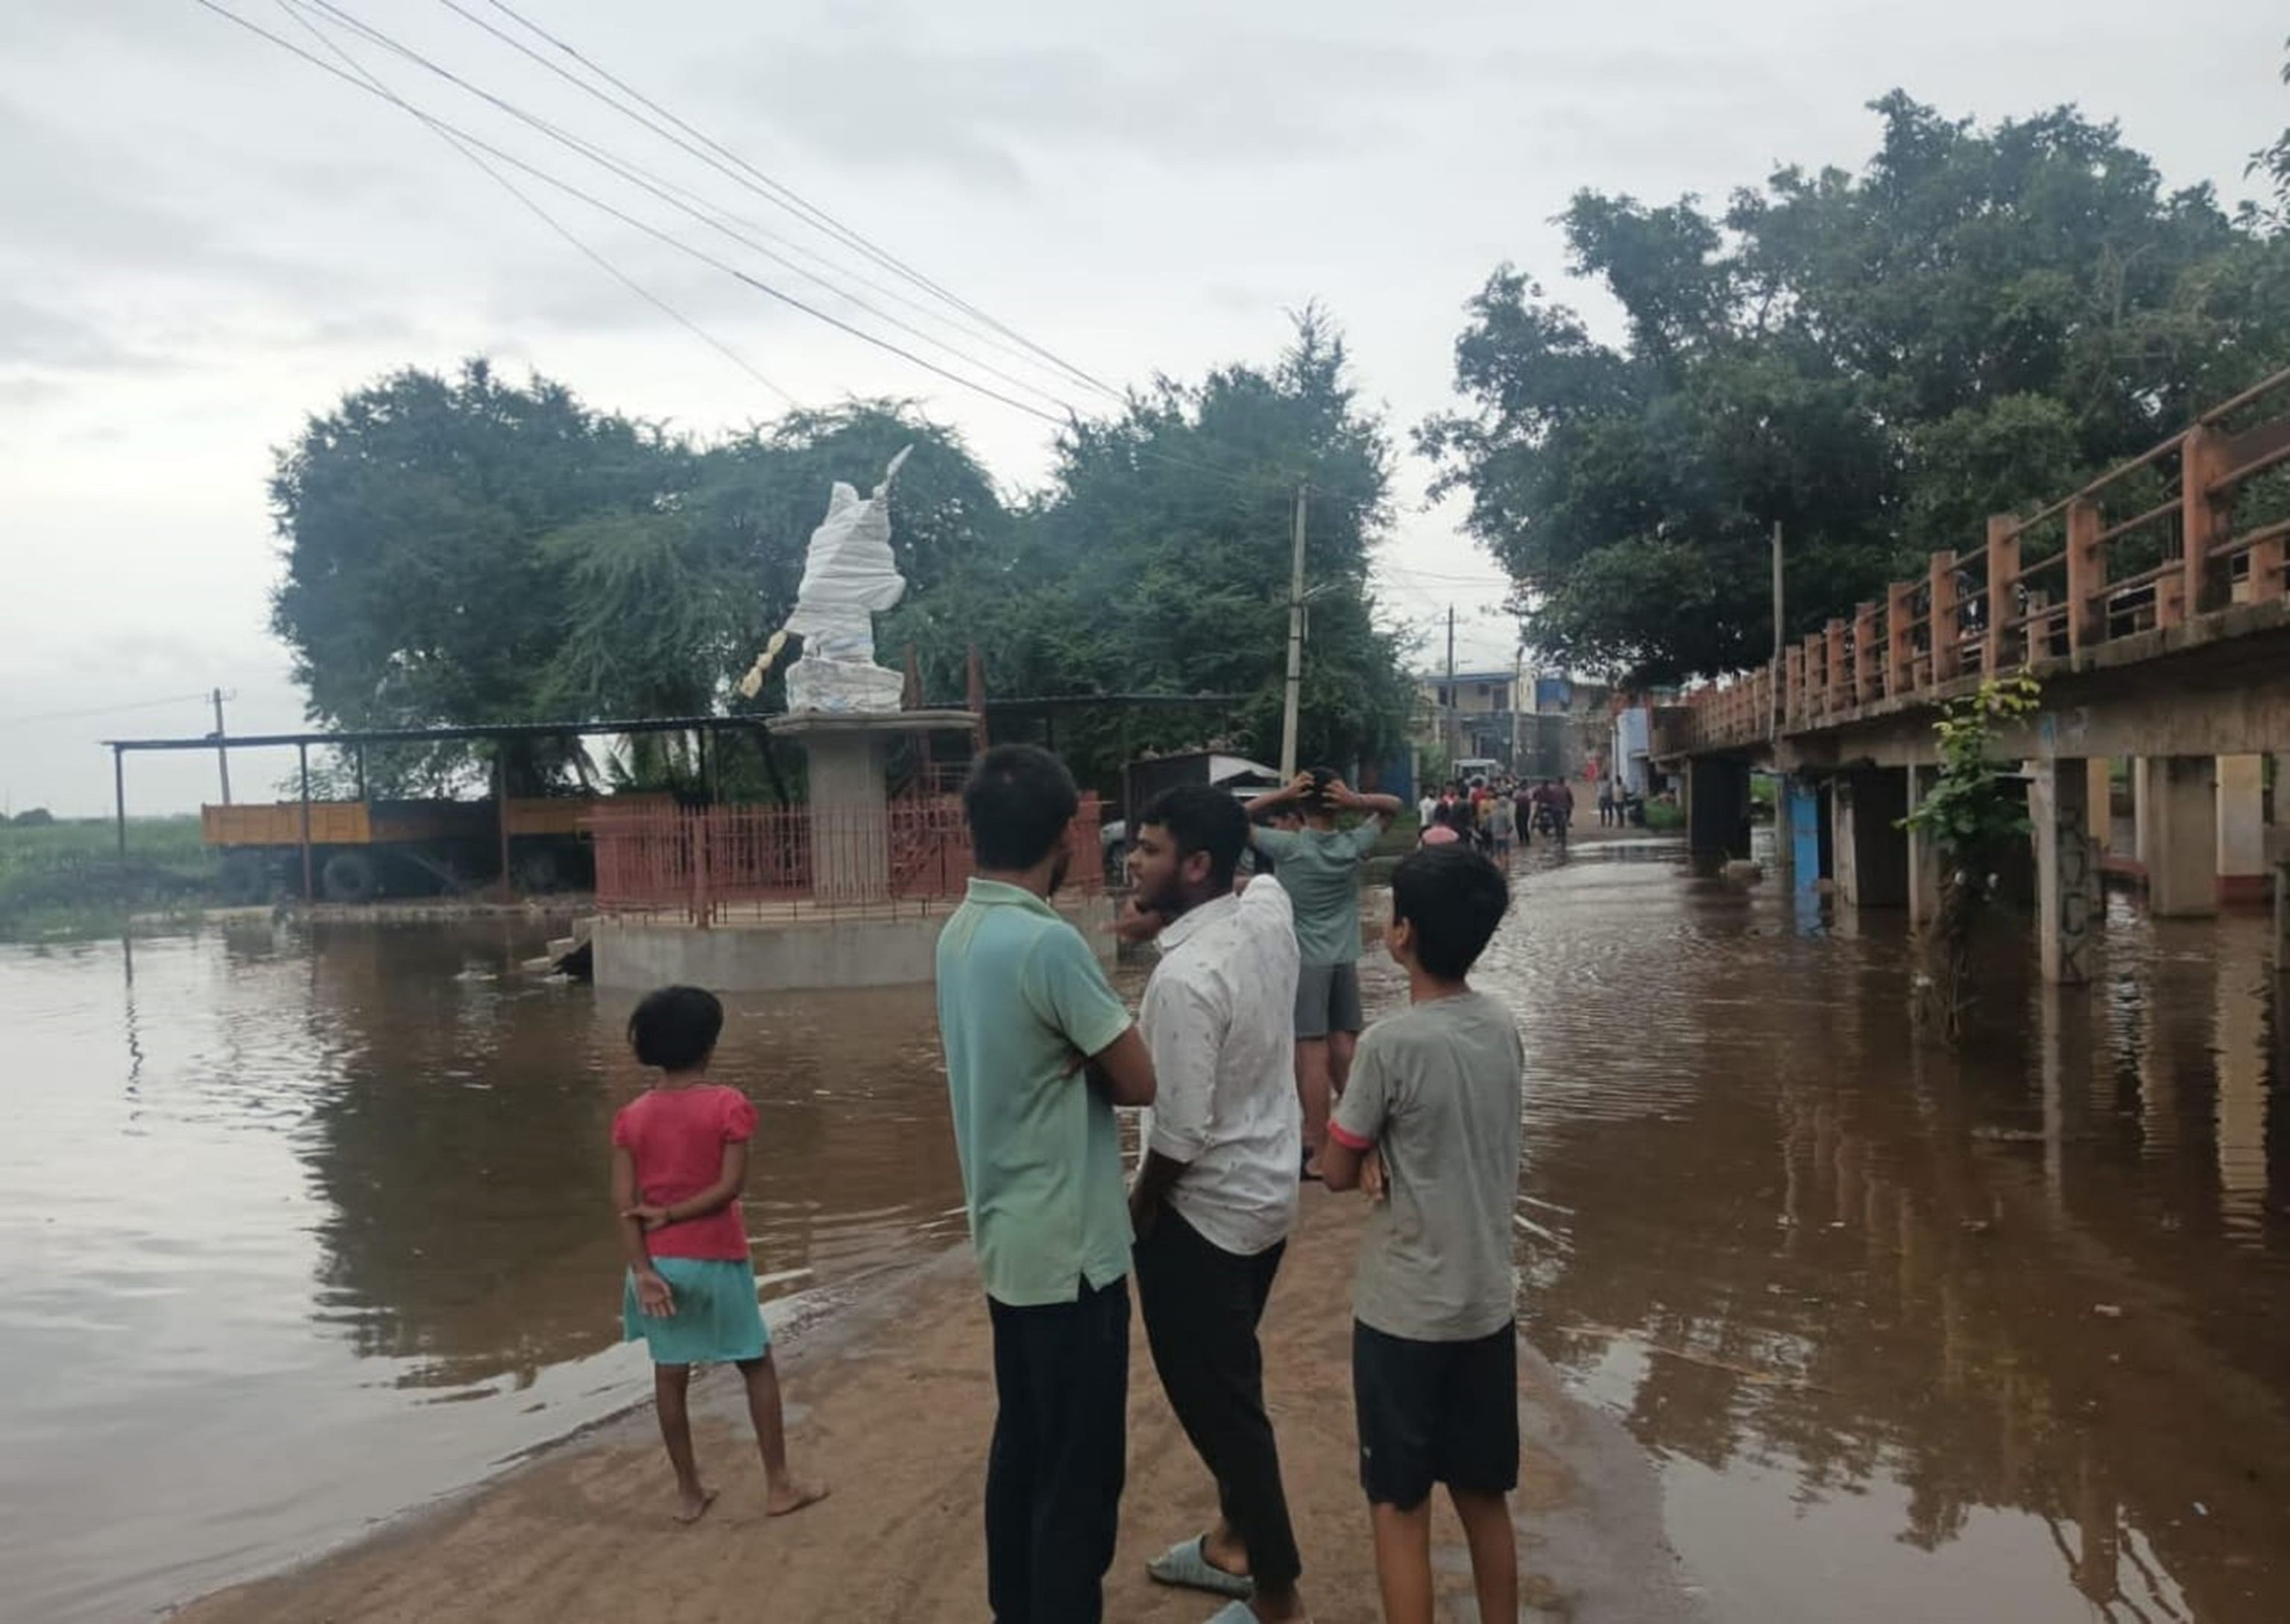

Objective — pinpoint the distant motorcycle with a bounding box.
[1532,803,1564,841]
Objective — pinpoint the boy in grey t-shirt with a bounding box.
[1323,845,1521,1624]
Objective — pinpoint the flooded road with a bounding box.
[2,837,2286,1621]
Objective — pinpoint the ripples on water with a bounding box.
[1,836,2284,1623]
[1485,835,2289,1624]
[0,919,971,1623]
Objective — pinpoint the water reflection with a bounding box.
[1504,844,2288,1623]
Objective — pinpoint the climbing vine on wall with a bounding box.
[1900,672,2042,1040]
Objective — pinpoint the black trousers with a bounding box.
[985,1277,1130,1624]
[1132,1207,1303,1590]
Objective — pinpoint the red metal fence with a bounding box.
[591,793,1103,923]
[1682,367,2290,751]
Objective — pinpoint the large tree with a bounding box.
[901,311,1419,789]
[1422,93,2290,685]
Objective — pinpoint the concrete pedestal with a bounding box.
[2031,758,2098,984]
[2216,753,2267,906]
[768,709,977,907]
[1833,768,1909,909]
[2146,756,2218,917]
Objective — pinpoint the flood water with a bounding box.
[1,839,2286,1621]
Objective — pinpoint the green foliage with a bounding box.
[11,807,54,827]
[0,817,216,941]
[1902,673,2041,882]
[267,320,1417,803]
[1423,94,2290,685]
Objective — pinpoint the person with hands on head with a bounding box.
[1242,768,1404,1181]
[1121,786,1310,1624]
[611,984,826,1526]
[936,745,1156,1624]
[1319,846,1523,1624]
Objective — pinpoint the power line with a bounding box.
[276,0,794,405]
[428,0,1110,402]
[0,691,219,730]
[297,0,1080,416]
[192,0,1073,425]
[473,0,1124,403]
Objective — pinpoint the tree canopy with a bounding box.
[1422,92,2290,685]
[270,315,1416,796]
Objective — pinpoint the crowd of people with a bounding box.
[1414,774,1577,856]
[607,746,1526,1624]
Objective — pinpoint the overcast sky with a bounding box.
[1,0,2281,815]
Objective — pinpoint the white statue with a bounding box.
[739,446,912,713]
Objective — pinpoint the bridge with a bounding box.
[1660,367,2290,984]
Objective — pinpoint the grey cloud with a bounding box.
[0,295,179,374]
[715,29,1451,186]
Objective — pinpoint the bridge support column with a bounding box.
[1685,756,1752,871]
[2086,759,2113,856]
[2133,758,2157,877]
[2031,758,2098,985]
[1832,768,1909,909]
[2216,753,2267,907]
[2147,756,2218,917]
[1770,773,1794,871]
[1905,766,1941,929]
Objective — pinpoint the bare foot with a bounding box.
[765,1479,830,1517]
[675,1487,719,1525]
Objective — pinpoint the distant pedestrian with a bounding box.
[1322,847,1523,1624]
[1596,780,1615,828]
[938,744,1160,1624]
[613,985,827,1526]
[1416,789,1439,833]
[1488,792,1515,862]
[1419,802,1462,848]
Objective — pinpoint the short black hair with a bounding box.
[962,744,1080,871]
[1302,765,1338,812]
[1390,845,1510,980]
[628,984,725,1072]
[1138,785,1249,889]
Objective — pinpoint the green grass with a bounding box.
[0,817,218,942]
[1642,798,1685,832]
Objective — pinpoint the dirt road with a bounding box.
[180,1187,1700,1624]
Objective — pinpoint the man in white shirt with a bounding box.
[1123,786,1309,1624]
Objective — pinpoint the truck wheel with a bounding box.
[321,850,377,904]
[218,851,268,906]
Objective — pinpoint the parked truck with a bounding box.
[201,793,672,903]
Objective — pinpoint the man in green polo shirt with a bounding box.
[1246,768,1404,1179]
[936,744,1156,1624]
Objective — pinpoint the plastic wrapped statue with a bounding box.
[738,446,912,713]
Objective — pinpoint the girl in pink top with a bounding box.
[613,985,826,1523]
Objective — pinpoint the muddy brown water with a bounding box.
[1,836,2284,1622]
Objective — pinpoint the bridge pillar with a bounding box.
[1832,768,1909,909]
[2133,758,2157,877]
[1685,756,1752,870]
[2086,759,2113,855]
[2146,756,2218,917]
[2216,753,2268,906]
[2031,758,2098,985]
[1905,766,1941,929]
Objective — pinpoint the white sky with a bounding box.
[1,0,2280,814]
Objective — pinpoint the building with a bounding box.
[1411,669,1612,781]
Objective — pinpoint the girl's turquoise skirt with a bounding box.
[622,1257,771,1366]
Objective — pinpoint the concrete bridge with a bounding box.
[1660,367,2290,984]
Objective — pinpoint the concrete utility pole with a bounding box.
[1771,522,1785,739]
[1445,604,1458,765]
[1510,645,1523,773]
[1279,483,1308,779]
[210,687,232,805]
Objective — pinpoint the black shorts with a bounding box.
[1294,962,1364,1040]
[1351,1319,1519,1509]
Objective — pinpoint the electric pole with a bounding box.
[1771,520,1785,736]
[210,687,233,805]
[1510,644,1523,774]
[1278,482,1308,779]
[1445,604,1457,766]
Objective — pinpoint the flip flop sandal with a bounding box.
[1147,1535,1255,1599]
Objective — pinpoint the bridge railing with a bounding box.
[1683,365,2290,752]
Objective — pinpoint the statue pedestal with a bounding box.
[768,709,976,905]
